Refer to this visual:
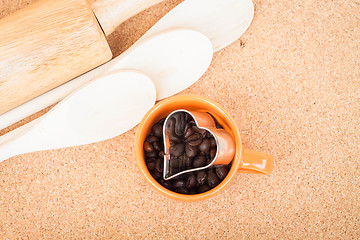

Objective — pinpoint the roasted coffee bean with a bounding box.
[184,113,192,122]
[193,155,206,168]
[186,174,196,189]
[184,122,193,135]
[151,123,163,137]
[185,143,198,158]
[198,185,210,193]
[161,180,172,189]
[169,157,181,168]
[146,157,156,163]
[147,135,159,143]
[147,162,156,171]
[158,151,165,158]
[184,126,195,139]
[193,126,207,135]
[169,143,185,157]
[152,170,162,180]
[206,156,213,165]
[185,156,193,167]
[175,187,189,194]
[166,118,181,142]
[210,147,217,159]
[199,138,210,153]
[207,171,220,188]
[215,166,228,180]
[158,117,166,124]
[173,179,186,189]
[152,141,162,152]
[143,141,154,152]
[196,170,207,185]
[155,158,163,173]
[186,132,200,142]
[174,113,185,137]
[210,138,217,148]
[146,151,157,158]
[187,133,202,146]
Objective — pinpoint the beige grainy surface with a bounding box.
[1,0,359,239]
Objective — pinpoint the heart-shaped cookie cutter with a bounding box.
[163,109,235,180]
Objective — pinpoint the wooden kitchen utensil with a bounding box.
[0,0,254,130]
[140,0,254,51]
[0,71,157,162]
[0,0,164,115]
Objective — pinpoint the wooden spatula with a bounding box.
[0,0,164,115]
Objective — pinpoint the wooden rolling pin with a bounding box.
[0,0,163,115]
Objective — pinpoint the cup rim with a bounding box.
[135,95,243,201]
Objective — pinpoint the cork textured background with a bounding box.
[1,0,359,239]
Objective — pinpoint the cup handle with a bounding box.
[238,149,274,174]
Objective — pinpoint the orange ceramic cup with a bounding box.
[135,95,274,201]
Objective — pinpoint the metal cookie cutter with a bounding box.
[162,109,235,180]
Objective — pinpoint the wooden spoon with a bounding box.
[0,30,213,130]
[0,71,156,162]
[140,0,254,51]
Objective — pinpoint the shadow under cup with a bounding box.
[135,95,243,201]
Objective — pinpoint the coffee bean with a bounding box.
[158,151,165,158]
[207,171,220,188]
[166,118,181,142]
[146,151,157,158]
[198,185,210,193]
[187,133,202,146]
[174,113,185,137]
[184,126,195,139]
[158,117,166,125]
[185,156,193,167]
[215,166,228,180]
[199,138,210,153]
[152,170,162,180]
[151,123,163,137]
[193,126,207,134]
[184,113,192,122]
[147,135,159,143]
[155,158,163,173]
[143,141,154,152]
[161,180,172,189]
[173,179,186,189]
[169,143,185,157]
[146,157,156,163]
[196,170,207,185]
[210,148,217,159]
[186,174,196,189]
[185,143,198,158]
[210,138,216,148]
[193,155,206,168]
[147,162,155,171]
[152,141,162,152]
[206,156,213,165]
[184,122,193,135]
[169,157,181,168]
[175,187,189,194]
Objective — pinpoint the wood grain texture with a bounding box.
[0,0,112,114]
[91,0,164,35]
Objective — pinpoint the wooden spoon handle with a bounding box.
[91,0,165,35]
